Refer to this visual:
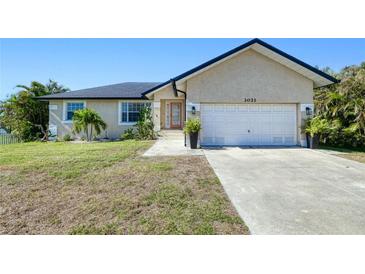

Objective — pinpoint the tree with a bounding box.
[0,80,69,141]
[46,79,70,94]
[314,62,365,147]
[72,108,107,141]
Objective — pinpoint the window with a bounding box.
[120,102,151,124]
[66,102,84,120]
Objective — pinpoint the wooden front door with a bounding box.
[170,102,182,128]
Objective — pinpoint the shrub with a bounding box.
[63,134,72,142]
[135,106,155,140]
[184,118,201,134]
[305,116,330,137]
[120,106,155,141]
[72,108,107,141]
[314,62,365,147]
[121,128,136,140]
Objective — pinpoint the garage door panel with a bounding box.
[201,103,297,146]
[238,105,249,112]
[282,135,294,145]
[248,105,260,112]
[259,135,273,145]
[272,136,284,145]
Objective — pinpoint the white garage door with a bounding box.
[201,104,297,146]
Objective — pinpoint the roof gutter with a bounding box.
[35,97,148,101]
[171,79,187,147]
[171,79,186,97]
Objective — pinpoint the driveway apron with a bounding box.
[204,147,365,234]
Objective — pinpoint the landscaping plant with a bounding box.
[63,134,73,142]
[0,80,69,141]
[72,108,107,141]
[120,107,155,141]
[121,128,136,140]
[305,116,330,148]
[134,106,155,140]
[184,118,201,149]
[314,62,365,147]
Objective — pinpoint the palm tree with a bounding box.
[16,81,49,97]
[14,81,50,137]
[46,79,70,94]
[0,80,70,141]
[16,80,69,96]
[72,108,107,141]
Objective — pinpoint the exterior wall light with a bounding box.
[192,106,196,115]
[306,107,312,116]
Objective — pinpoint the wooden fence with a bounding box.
[0,133,21,145]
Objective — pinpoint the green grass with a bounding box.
[0,140,151,183]
[319,145,365,164]
[319,145,365,153]
[0,141,248,235]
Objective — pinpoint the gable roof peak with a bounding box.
[143,38,338,96]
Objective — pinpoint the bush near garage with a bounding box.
[314,62,365,148]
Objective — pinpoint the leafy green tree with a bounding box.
[0,80,69,141]
[314,62,365,147]
[72,108,107,141]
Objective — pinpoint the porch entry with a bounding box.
[165,101,183,129]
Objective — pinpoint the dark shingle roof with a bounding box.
[38,82,162,100]
[142,38,339,95]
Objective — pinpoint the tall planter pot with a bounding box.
[305,133,310,148]
[309,134,319,149]
[189,132,199,149]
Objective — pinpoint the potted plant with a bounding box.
[305,116,329,149]
[184,118,201,149]
[300,118,311,148]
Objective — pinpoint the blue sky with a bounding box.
[1,38,364,100]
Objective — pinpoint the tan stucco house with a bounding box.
[39,39,338,146]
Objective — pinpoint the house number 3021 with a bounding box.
[243,98,256,103]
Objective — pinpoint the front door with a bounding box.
[170,102,182,128]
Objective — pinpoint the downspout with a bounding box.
[171,79,187,147]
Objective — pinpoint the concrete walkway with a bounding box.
[143,130,204,156]
[204,147,365,234]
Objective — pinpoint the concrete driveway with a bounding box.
[204,148,365,234]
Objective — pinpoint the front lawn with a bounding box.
[0,141,248,234]
[319,145,365,164]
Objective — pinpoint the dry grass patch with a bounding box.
[320,145,365,164]
[0,141,248,235]
[339,153,365,164]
